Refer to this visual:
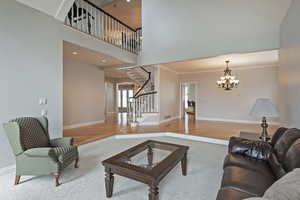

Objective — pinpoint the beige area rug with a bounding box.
[0,136,227,200]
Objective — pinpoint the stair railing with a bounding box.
[65,0,142,54]
[134,67,152,98]
[129,91,158,123]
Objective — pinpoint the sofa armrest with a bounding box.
[50,137,74,147]
[229,137,272,161]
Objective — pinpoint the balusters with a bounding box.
[127,92,157,123]
[148,95,151,112]
[65,0,141,54]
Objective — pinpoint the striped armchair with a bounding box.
[3,117,79,186]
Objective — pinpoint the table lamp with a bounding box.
[250,98,279,142]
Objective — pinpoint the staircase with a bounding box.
[126,67,154,93]
[127,67,158,126]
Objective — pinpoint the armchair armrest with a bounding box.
[24,147,56,158]
[229,137,272,161]
[50,137,74,147]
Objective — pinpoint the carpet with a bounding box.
[0,136,227,200]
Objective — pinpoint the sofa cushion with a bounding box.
[216,188,255,200]
[221,166,275,196]
[270,127,288,147]
[11,117,50,150]
[273,128,300,162]
[282,139,300,172]
[268,153,286,179]
[224,154,273,177]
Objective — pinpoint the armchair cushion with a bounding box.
[229,137,272,161]
[50,137,74,147]
[24,147,56,158]
[23,146,78,169]
[11,117,50,150]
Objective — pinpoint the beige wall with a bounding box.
[159,66,180,121]
[141,0,291,65]
[63,58,105,126]
[179,66,279,123]
[105,81,117,113]
[0,0,63,168]
[279,0,300,128]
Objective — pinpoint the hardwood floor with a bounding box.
[64,113,279,146]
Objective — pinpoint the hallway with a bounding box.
[64,113,279,145]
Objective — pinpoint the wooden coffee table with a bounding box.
[102,140,189,200]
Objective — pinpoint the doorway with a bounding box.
[181,83,196,119]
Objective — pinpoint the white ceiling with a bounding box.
[89,0,141,29]
[63,41,126,68]
[163,50,279,73]
[104,69,129,78]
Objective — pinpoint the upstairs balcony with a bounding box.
[65,0,142,55]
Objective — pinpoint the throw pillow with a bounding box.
[264,168,300,200]
[245,168,300,200]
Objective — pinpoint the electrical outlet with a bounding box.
[41,109,47,116]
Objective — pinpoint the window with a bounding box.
[118,90,121,108]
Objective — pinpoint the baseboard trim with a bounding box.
[115,132,229,146]
[139,122,160,126]
[160,116,180,124]
[166,133,228,145]
[114,133,166,139]
[196,117,280,125]
[63,120,105,130]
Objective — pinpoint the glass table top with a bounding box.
[123,147,173,169]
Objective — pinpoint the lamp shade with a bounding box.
[250,98,279,118]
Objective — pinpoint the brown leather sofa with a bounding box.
[216,127,300,200]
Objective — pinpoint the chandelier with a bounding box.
[216,60,240,90]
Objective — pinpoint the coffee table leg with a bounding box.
[147,145,153,167]
[149,184,159,200]
[181,153,187,176]
[105,168,114,198]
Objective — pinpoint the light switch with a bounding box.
[39,97,48,105]
[39,98,43,105]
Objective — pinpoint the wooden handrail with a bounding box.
[133,67,151,98]
[134,91,157,99]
